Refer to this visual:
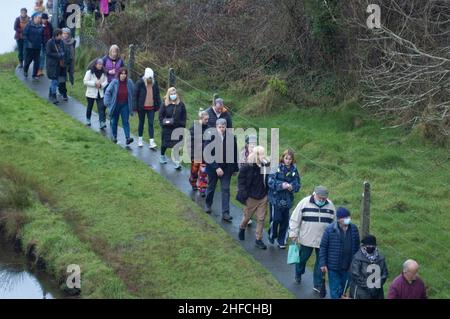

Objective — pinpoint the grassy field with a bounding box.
[0,52,293,298]
[69,46,450,298]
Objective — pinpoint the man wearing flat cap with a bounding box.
[289,185,336,293]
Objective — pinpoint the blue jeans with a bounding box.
[111,103,130,139]
[39,45,46,71]
[328,269,350,299]
[50,79,59,95]
[295,245,322,288]
[268,204,290,245]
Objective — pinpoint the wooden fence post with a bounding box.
[168,68,176,88]
[52,0,60,29]
[128,44,136,81]
[360,181,371,238]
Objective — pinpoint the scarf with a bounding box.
[94,69,104,80]
[361,247,379,263]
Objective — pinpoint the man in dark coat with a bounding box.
[46,29,65,104]
[319,207,360,299]
[23,12,44,79]
[206,98,233,129]
[204,118,239,222]
[349,235,389,299]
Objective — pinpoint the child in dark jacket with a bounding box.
[267,149,301,248]
[189,108,209,196]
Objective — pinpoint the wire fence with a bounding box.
[77,25,449,298]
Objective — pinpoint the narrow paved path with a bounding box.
[16,67,321,299]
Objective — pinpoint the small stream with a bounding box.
[0,241,66,299]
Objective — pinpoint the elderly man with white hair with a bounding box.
[388,259,427,299]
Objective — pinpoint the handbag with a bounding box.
[287,244,300,264]
[162,104,176,126]
[54,43,65,68]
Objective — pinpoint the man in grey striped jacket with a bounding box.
[289,185,336,293]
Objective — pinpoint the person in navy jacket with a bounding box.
[319,207,360,299]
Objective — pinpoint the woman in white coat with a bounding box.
[83,58,108,128]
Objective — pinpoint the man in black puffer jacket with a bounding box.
[23,13,44,79]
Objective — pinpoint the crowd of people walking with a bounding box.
[13,2,429,300]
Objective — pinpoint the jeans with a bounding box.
[86,96,105,123]
[328,269,350,299]
[16,39,25,63]
[39,45,46,71]
[111,103,130,139]
[268,204,290,245]
[137,109,155,138]
[295,245,323,288]
[49,79,59,95]
[24,48,41,77]
[205,168,232,215]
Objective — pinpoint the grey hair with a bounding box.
[403,259,418,273]
[198,108,208,118]
[214,98,224,106]
[216,118,227,127]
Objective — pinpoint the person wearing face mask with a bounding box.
[349,235,388,299]
[319,207,360,299]
[158,87,187,169]
[288,186,336,292]
[388,259,427,299]
[104,67,134,145]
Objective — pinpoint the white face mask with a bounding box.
[169,94,177,101]
[343,217,351,225]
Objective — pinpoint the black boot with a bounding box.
[238,228,245,241]
[50,94,59,105]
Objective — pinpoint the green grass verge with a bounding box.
[72,51,449,298]
[0,53,293,299]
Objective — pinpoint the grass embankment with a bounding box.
[70,46,450,297]
[0,52,293,298]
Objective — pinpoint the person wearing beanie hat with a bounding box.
[132,67,162,148]
[83,58,108,127]
[319,207,360,299]
[288,185,336,292]
[23,13,44,80]
[349,234,388,299]
[37,12,53,77]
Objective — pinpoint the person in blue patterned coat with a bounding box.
[267,149,301,249]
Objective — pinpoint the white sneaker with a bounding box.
[138,137,143,147]
[173,161,181,170]
[149,139,157,149]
